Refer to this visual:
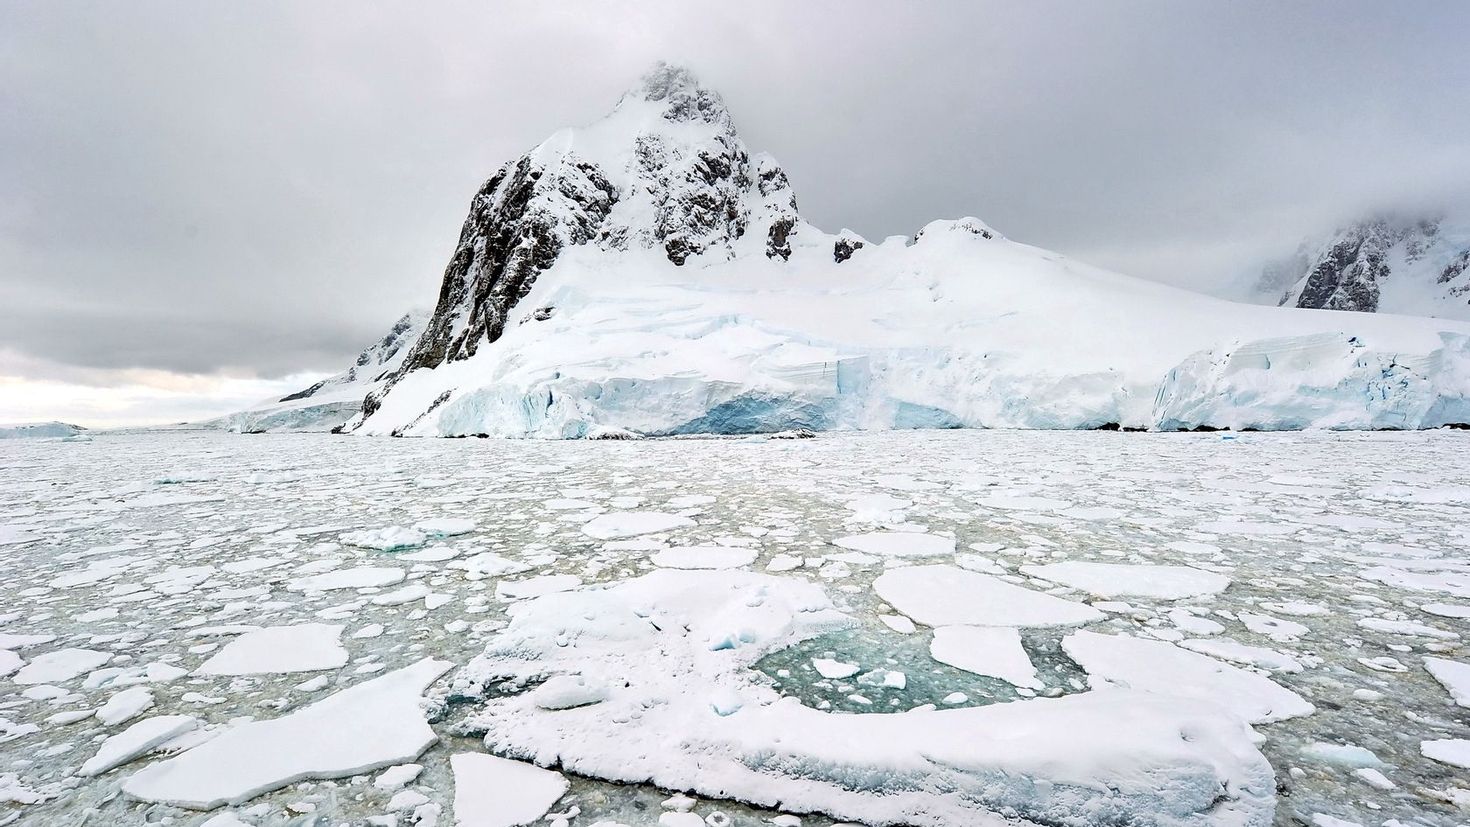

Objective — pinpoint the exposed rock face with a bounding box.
[1255,213,1470,320]
[833,233,865,263]
[372,63,802,419]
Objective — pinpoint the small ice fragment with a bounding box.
[95,686,154,726]
[373,763,423,790]
[879,614,916,634]
[450,752,569,827]
[812,658,860,679]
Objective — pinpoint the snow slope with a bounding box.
[208,311,426,433]
[1247,212,1470,321]
[341,65,1470,437]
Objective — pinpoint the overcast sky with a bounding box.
[4,1,1469,426]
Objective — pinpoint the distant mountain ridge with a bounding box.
[1250,212,1470,321]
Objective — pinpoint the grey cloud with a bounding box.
[3,0,1468,380]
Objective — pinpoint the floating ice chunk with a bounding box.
[976,494,1072,511]
[1359,563,1470,598]
[287,567,405,592]
[220,557,286,575]
[496,575,583,600]
[413,517,477,536]
[929,626,1041,688]
[373,763,423,790]
[651,546,757,570]
[582,512,695,540]
[1422,602,1470,619]
[1196,517,1300,536]
[1357,617,1459,640]
[1353,767,1394,790]
[1179,639,1304,673]
[123,658,452,809]
[874,565,1104,628]
[96,686,155,725]
[1239,613,1309,642]
[1019,562,1229,599]
[372,583,432,606]
[765,555,803,572]
[1167,540,1221,556]
[1258,601,1327,617]
[1301,742,1382,768]
[878,614,915,634]
[80,715,197,776]
[0,650,22,678]
[1423,656,1470,707]
[832,532,954,558]
[1062,630,1314,723]
[340,527,427,552]
[449,752,568,827]
[196,624,347,675]
[12,648,110,684]
[0,634,55,650]
[811,658,860,679]
[450,553,533,577]
[1420,738,1470,769]
[1168,609,1224,636]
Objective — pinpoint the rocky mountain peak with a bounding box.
[1252,210,1470,319]
[370,64,804,412]
[623,62,733,131]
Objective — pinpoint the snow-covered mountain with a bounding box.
[335,63,1470,437]
[209,310,427,433]
[1249,212,1470,321]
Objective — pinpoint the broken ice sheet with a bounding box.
[123,658,451,808]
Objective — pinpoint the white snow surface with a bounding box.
[455,569,1274,827]
[123,658,451,808]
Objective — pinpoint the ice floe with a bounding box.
[1020,562,1230,599]
[124,658,452,808]
[873,565,1104,627]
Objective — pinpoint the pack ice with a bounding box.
[276,63,1470,438]
[455,569,1276,826]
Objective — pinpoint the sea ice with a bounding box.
[650,546,757,570]
[80,715,197,776]
[286,567,405,592]
[928,626,1042,688]
[831,531,955,557]
[124,658,452,808]
[1020,562,1230,599]
[873,565,1104,627]
[12,648,111,684]
[196,624,348,675]
[450,753,569,827]
[581,512,695,540]
[1423,656,1469,707]
[1063,630,1314,724]
[96,686,155,725]
[1420,739,1470,769]
[458,570,1274,826]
